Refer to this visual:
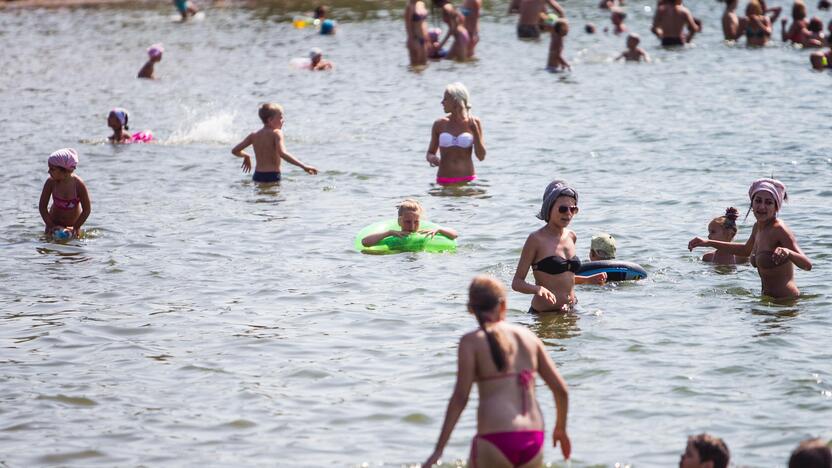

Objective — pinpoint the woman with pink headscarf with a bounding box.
[38,148,91,239]
[688,178,812,300]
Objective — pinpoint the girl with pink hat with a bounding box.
[38,148,91,240]
[688,178,812,300]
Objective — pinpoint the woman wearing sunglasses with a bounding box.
[512,180,606,313]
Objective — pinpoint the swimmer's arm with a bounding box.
[615,52,625,61]
[39,179,55,229]
[426,121,441,166]
[546,0,565,17]
[512,236,537,294]
[766,6,782,23]
[699,225,756,257]
[73,178,91,232]
[650,9,662,38]
[780,19,790,42]
[425,336,475,467]
[777,227,812,271]
[641,49,651,63]
[685,10,699,33]
[471,117,486,161]
[276,130,318,174]
[436,226,458,240]
[231,133,254,171]
[361,230,399,247]
[404,4,415,37]
[537,338,571,459]
[575,273,606,285]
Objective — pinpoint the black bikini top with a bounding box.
[532,255,581,275]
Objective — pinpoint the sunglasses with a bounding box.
[558,205,579,214]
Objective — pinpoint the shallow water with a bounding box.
[1,1,831,466]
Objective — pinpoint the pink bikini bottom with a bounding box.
[470,430,544,467]
[436,174,476,185]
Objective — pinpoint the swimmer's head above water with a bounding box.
[147,43,164,61]
[748,178,787,221]
[537,180,578,223]
[443,82,471,116]
[708,207,740,242]
[397,198,424,233]
[108,108,129,131]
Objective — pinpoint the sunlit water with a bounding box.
[1,1,831,466]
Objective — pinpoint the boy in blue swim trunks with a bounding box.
[231,103,318,183]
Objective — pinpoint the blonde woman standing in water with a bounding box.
[425,83,486,186]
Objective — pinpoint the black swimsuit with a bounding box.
[532,255,581,275]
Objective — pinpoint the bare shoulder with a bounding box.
[461,328,485,346]
[568,229,577,242]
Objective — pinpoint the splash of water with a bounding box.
[165,109,237,145]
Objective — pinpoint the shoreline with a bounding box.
[1,0,165,9]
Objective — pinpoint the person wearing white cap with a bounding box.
[589,233,616,261]
[308,47,334,71]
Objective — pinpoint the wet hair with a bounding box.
[792,0,807,20]
[555,19,569,35]
[712,207,740,237]
[747,0,763,16]
[313,5,327,19]
[468,275,510,372]
[444,82,471,115]
[258,103,283,124]
[819,0,831,10]
[690,434,730,468]
[585,23,596,33]
[611,8,627,19]
[808,17,824,32]
[397,198,424,217]
[789,438,832,468]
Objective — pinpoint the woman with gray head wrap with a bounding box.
[512,180,606,313]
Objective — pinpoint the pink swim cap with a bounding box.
[148,43,164,58]
[749,178,787,209]
[48,148,79,171]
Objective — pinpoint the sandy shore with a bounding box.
[1,0,164,9]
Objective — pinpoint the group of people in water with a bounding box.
[403,0,832,69]
[33,1,826,465]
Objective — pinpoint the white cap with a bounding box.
[309,47,322,58]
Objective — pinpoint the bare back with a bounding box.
[464,322,545,433]
[655,4,695,39]
[250,127,282,172]
[519,0,545,25]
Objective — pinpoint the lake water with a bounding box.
[1,0,831,466]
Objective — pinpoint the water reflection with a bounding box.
[528,311,580,344]
[427,182,489,198]
[749,306,799,337]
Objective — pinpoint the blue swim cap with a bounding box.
[320,19,335,35]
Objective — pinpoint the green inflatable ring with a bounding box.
[354,219,457,254]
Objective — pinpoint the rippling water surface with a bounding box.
[1,1,831,466]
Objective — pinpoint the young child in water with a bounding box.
[427,28,448,59]
[699,207,747,265]
[616,33,651,62]
[609,8,628,34]
[38,148,91,239]
[107,108,132,143]
[688,179,812,300]
[361,199,457,247]
[231,103,318,183]
[547,19,571,71]
[137,44,163,79]
[590,233,616,261]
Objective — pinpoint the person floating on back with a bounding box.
[138,43,163,79]
[231,103,318,184]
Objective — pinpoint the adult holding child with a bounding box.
[512,181,607,313]
[423,275,571,468]
[425,83,486,186]
[688,178,812,300]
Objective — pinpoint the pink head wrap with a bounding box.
[48,148,79,171]
[148,43,164,58]
[749,178,787,209]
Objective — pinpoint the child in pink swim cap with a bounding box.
[138,43,164,79]
[688,178,812,300]
[38,148,91,239]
